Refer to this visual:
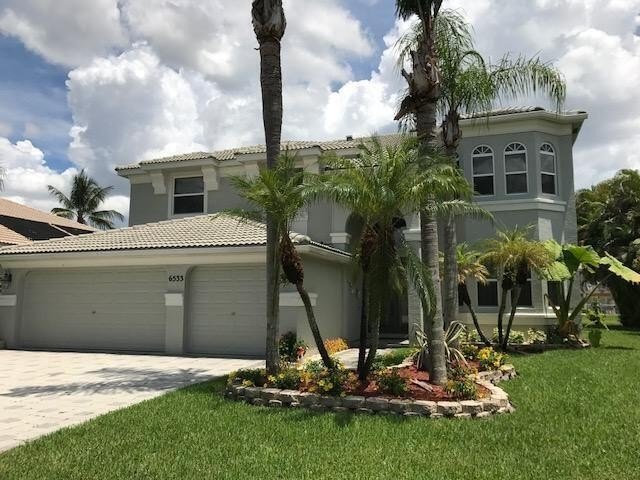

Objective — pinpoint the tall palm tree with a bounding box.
[454,243,491,346]
[310,136,465,381]
[394,0,448,385]
[398,9,566,339]
[230,154,333,369]
[481,227,554,349]
[252,0,286,374]
[47,170,123,230]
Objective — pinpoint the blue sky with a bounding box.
[0,1,638,217]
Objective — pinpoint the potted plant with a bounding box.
[583,302,608,348]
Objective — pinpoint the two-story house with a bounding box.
[0,107,587,356]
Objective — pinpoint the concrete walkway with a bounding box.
[0,350,262,452]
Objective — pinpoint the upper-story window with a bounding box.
[540,143,557,195]
[173,176,205,215]
[504,143,528,194]
[472,146,495,196]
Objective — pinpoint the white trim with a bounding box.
[150,172,167,194]
[471,145,495,197]
[477,198,566,212]
[0,244,349,269]
[330,232,351,245]
[165,293,184,307]
[0,295,17,307]
[504,142,528,195]
[280,291,318,307]
[201,165,219,191]
[540,143,558,196]
[459,111,588,138]
[168,173,208,218]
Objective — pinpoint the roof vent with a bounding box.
[346,135,353,141]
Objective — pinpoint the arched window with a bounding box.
[540,143,557,195]
[472,146,494,196]
[504,143,528,194]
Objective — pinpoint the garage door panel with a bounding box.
[187,266,266,356]
[21,268,166,352]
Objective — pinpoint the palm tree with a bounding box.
[398,9,566,340]
[47,170,123,230]
[481,227,554,350]
[252,0,286,375]
[310,136,465,381]
[454,243,491,346]
[230,154,333,369]
[394,0,448,385]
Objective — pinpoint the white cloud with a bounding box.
[0,137,77,213]
[0,0,127,67]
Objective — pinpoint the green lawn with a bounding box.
[2,328,640,480]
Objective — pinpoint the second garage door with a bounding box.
[187,265,266,356]
[20,268,166,352]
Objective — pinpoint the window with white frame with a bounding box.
[173,176,205,215]
[477,277,499,306]
[472,146,495,196]
[504,143,528,194]
[540,143,557,195]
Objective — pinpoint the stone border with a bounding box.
[224,365,516,419]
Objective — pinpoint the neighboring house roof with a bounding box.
[0,198,95,245]
[0,213,349,256]
[116,107,588,174]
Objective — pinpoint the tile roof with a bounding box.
[0,225,30,245]
[0,198,96,233]
[0,213,348,257]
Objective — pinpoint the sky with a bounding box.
[0,0,639,223]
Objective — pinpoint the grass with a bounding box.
[2,328,640,479]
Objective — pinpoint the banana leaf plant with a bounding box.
[541,240,640,336]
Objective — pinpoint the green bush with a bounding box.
[300,358,348,395]
[445,377,478,400]
[372,348,416,371]
[376,369,408,396]
[448,362,477,381]
[227,368,267,387]
[279,331,308,363]
[465,330,481,343]
[460,343,479,361]
[267,368,301,389]
[491,328,525,344]
[477,347,507,371]
[526,328,547,344]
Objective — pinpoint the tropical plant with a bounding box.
[394,0,448,386]
[398,9,566,339]
[309,136,463,382]
[47,170,124,229]
[229,153,333,369]
[414,320,467,370]
[376,369,408,396]
[453,243,491,345]
[577,170,640,327]
[476,347,506,371]
[540,240,640,337]
[481,227,554,350]
[252,0,287,375]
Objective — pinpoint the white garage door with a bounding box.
[21,268,166,352]
[187,265,266,356]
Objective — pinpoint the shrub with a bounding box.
[376,369,408,396]
[491,328,525,344]
[465,329,480,343]
[268,368,301,389]
[227,368,267,387]
[324,337,349,355]
[279,331,308,363]
[477,347,507,371]
[445,377,478,400]
[300,359,347,395]
[526,328,547,344]
[448,362,477,381]
[461,343,479,361]
[372,348,416,371]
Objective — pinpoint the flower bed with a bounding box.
[224,363,516,419]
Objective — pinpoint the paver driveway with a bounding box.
[0,350,263,452]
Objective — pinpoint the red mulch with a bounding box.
[344,365,490,401]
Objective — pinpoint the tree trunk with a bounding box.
[357,276,368,373]
[362,295,386,381]
[442,214,458,329]
[503,285,522,350]
[295,281,333,369]
[497,286,509,347]
[460,284,491,346]
[258,36,284,375]
[420,208,447,385]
